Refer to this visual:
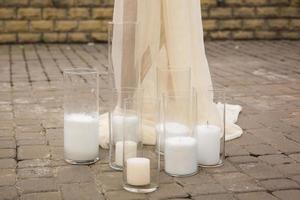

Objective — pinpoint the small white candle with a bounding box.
[164,136,198,176]
[112,115,139,143]
[126,157,150,186]
[195,124,221,165]
[155,122,189,152]
[115,140,137,166]
[64,113,99,161]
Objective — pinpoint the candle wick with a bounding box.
[206,121,208,127]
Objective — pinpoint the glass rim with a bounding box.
[157,66,191,72]
[108,21,138,25]
[143,96,160,102]
[112,87,143,91]
[98,69,112,75]
[193,87,226,102]
[207,89,226,95]
[194,87,226,93]
[63,68,98,75]
[162,90,195,98]
[208,89,226,98]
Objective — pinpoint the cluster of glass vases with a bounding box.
[63,21,226,194]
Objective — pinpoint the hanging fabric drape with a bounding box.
[99,0,243,149]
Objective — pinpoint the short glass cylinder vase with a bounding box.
[142,98,161,149]
[108,21,140,89]
[63,68,100,165]
[161,93,198,177]
[194,88,226,167]
[123,99,159,193]
[109,88,143,170]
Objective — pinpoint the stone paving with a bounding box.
[0,41,300,200]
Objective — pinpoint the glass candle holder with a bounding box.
[162,93,198,177]
[99,67,114,113]
[108,21,140,89]
[98,69,114,148]
[194,88,226,167]
[109,88,143,170]
[63,68,100,165]
[142,98,161,148]
[156,67,191,97]
[123,98,159,193]
[99,76,114,114]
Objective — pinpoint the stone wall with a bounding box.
[0,0,299,43]
[202,0,300,39]
[0,0,114,43]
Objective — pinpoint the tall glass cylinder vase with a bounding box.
[195,89,226,167]
[63,68,99,165]
[108,21,140,89]
[156,67,191,97]
[162,93,198,177]
[123,98,159,193]
[109,88,143,170]
[99,66,114,114]
[98,69,114,148]
[142,98,161,148]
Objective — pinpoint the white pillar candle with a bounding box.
[112,115,139,143]
[126,157,150,186]
[155,122,189,152]
[164,136,198,176]
[64,113,99,161]
[115,140,137,166]
[195,125,221,165]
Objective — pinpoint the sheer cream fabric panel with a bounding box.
[98,0,243,148]
[112,0,139,89]
[161,0,220,128]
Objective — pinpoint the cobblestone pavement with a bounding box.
[0,41,300,200]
